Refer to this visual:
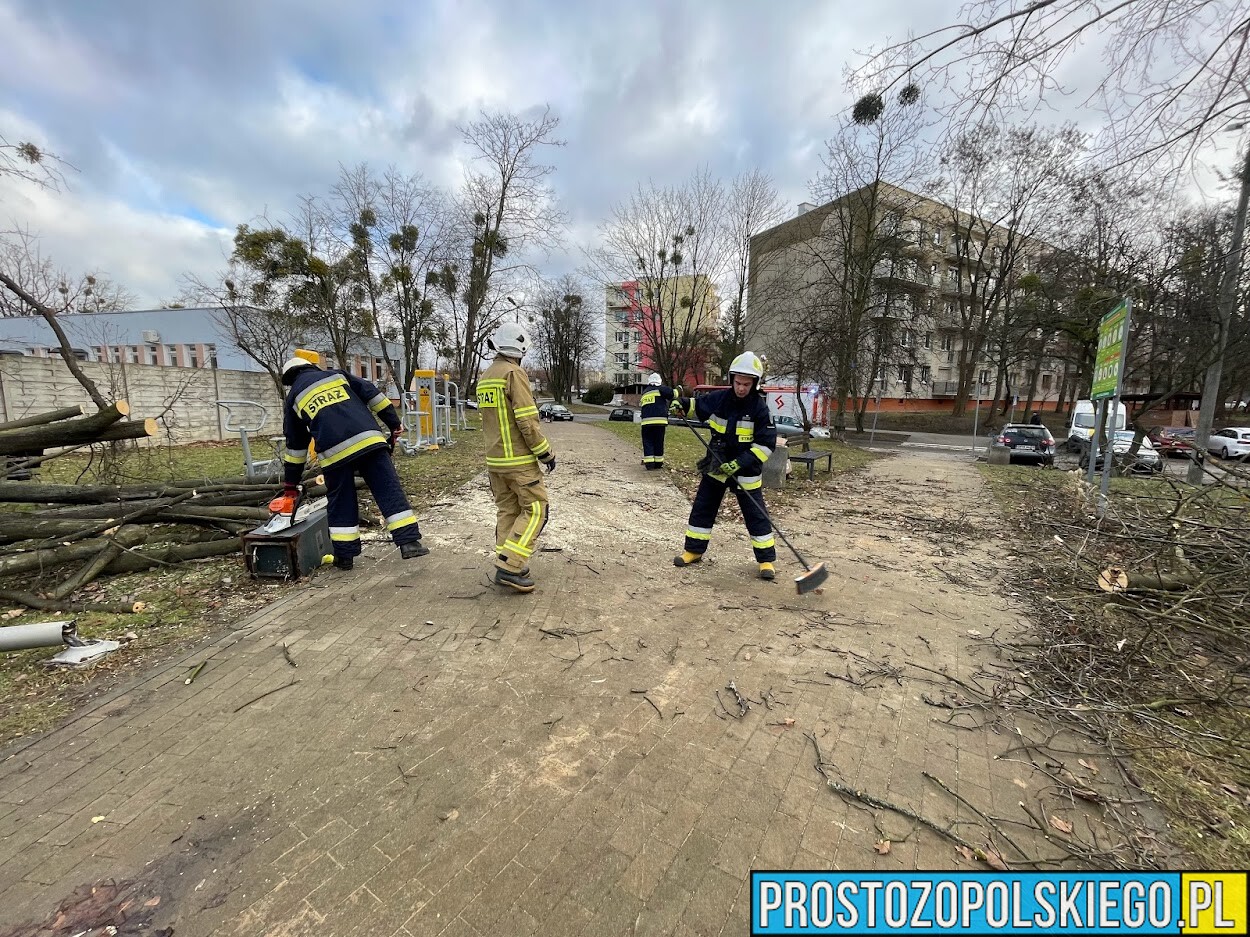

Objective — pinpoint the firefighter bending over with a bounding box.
[271,357,428,571]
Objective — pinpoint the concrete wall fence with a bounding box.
[0,356,286,445]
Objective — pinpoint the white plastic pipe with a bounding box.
[0,620,74,652]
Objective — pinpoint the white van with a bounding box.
[1066,399,1127,450]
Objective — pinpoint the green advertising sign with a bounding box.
[1091,300,1130,400]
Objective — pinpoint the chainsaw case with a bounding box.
[242,508,331,580]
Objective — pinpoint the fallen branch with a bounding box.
[232,679,300,713]
[0,588,143,614]
[806,732,1010,870]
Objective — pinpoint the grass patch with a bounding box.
[977,460,1250,868]
[564,401,609,415]
[0,416,491,748]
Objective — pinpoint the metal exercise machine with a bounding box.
[215,399,286,480]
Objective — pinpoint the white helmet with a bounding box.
[728,351,764,390]
[281,356,318,385]
[647,373,662,386]
[488,322,529,359]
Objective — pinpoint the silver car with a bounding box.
[1079,431,1162,474]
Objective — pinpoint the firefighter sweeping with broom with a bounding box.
[670,352,779,579]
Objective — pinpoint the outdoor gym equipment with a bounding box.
[215,399,286,481]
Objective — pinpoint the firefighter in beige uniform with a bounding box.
[476,323,556,593]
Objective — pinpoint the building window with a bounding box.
[614,331,628,343]
[208,345,218,369]
[189,346,200,368]
[931,228,944,246]
[940,334,953,352]
[614,312,628,323]
[633,352,642,364]
[1041,373,1052,391]
[920,365,931,383]
[147,344,160,365]
[109,346,122,364]
[923,332,932,349]
[899,365,913,392]
[615,353,628,364]
[900,329,913,348]
[979,369,991,386]
[929,263,939,284]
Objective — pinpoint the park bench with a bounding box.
[785,434,833,481]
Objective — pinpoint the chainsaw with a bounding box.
[262,483,329,534]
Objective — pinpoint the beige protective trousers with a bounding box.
[488,463,550,573]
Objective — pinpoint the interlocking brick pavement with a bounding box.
[0,424,1144,935]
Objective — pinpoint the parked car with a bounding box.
[1079,430,1163,474]
[773,415,830,439]
[608,407,635,422]
[538,403,553,420]
[1147,426,1196,457]
[991,423,1056,466]
[1208,427,1250,460]
[544,404,574,422]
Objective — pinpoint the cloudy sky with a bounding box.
[0,1,1238,310]
[0,0,969,307]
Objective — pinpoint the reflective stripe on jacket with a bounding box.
[639,386,676,427]
[687,389,777,488]
[477,356,554,470]
[281,368,399,482]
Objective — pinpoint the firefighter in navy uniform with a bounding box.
[671,352,779,580]
[270,357,428,571]
[639,372,679,470]
[477,323,556,593]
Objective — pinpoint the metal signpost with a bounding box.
[1090,299,1132,517]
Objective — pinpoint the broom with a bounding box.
[674,418,829,595]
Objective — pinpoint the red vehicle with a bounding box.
[1147,426,1197,457]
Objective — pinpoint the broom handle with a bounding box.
[676,418,814,572]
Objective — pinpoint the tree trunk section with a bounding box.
[0,405,86,432]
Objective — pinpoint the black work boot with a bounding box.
[400,540,429,559]
[333,556,354,571]
[494,567,536,593]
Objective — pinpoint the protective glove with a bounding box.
[669,396,688,415]
[543,455,556,474]
[709,459,740,484]
[268,484,299,515]
[387,426,402,453]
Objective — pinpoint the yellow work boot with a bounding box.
[758,562,776,581]
[672,551,703,568]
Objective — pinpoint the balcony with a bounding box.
[606,290,631,309]
[871,262,928,292]
[932,380,961,396]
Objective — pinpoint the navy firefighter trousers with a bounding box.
[324,448,422,560]
[683,474,777,563]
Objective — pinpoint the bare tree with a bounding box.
[331,163,456,393]
[718,169,785,374]
[529,276,598,404]
[180,265,301,393]
[590,169,727,389]
[937,123,1085,415]
[450,108,566,389]
[755,86,931,433]
[854,1,1250,169]
[0,132,68,191]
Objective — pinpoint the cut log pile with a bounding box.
[0,403,321,614]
